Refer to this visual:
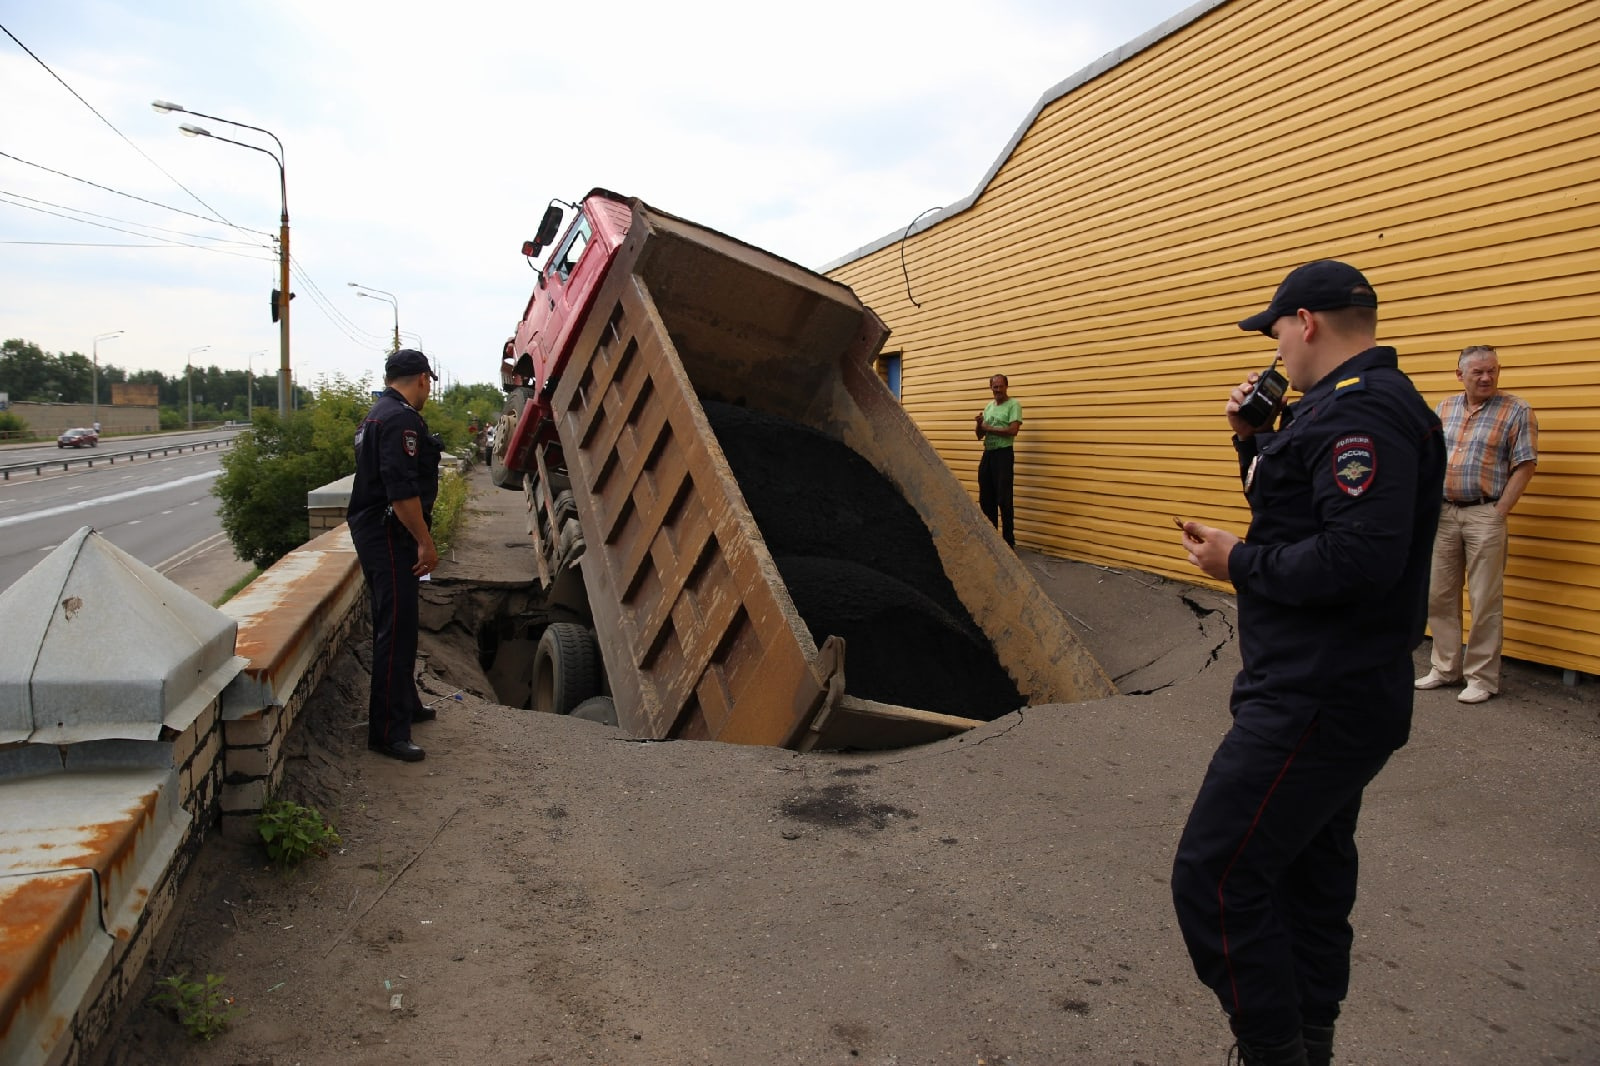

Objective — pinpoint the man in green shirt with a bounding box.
[974,373,1023,547]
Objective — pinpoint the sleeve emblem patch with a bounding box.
[403,429,418,457]
[1333,434,1376,496]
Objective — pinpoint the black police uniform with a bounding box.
[348,386,442,752]
[1171,346,1445,1048]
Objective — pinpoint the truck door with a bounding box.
[533,212,595,390]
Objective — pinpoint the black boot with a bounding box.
[1302,1024,1334,1066]
[1229,1035,1309,1066]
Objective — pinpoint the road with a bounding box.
[0,432,245,597]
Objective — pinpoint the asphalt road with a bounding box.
[0,434,243,597]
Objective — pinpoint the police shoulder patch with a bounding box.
[1332,434,1376,496]
[403,429,418,457]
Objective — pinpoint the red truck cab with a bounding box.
[493,189,635,488]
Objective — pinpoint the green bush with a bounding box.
[0,411,28,436]
[213,374,371,568]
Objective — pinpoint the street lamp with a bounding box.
[154,99,291,419]
[348,282,401,352]
[245,349,266,423]
[187,345,211,429]
[91,330,122,431]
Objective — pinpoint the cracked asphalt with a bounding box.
[109,469,1599,1065]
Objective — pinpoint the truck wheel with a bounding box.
[489,385,536,491]
[533,622,600,715]
[569,696,618,726]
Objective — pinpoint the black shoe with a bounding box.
[368,739,426,762]
[412,706,436,722]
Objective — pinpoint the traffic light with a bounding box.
[270,288,296,323]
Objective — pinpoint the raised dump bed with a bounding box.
[498,193,1114,750]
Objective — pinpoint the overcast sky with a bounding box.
[2,0,1200,392]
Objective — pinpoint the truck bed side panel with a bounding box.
[557,276,833,745]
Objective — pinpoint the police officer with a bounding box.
[1172,261,1445,1065]
[348,349,443,762]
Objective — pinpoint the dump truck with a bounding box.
[487,188,1113,750]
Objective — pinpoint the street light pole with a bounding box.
[348,282,401,352]
[91,330,122,431]
[154,100,291,419]
[246,349,266,423]
[186,345,211,429]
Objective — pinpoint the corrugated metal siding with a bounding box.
[827,0,1600,675]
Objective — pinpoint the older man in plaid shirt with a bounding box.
[1416,345,1538,704]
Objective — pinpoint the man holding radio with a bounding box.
[1172,261,1445,1065]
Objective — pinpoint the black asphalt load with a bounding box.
[703,400,1023,720]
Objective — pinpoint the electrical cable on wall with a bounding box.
[900,206,944,308]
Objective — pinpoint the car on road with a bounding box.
[57,427,99,449]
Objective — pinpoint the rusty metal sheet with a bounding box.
[221,525,364,718]
[0,527,247,745]
[0,869,115,1066]
[0,765,190,940]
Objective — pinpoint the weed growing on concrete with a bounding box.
[431,467,470,556]
[149,972,237,1040]
[257,799,341,867]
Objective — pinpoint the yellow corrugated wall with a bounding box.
[827,0,1600,675]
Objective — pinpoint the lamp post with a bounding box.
[153,100,291,419]
[186,345,211,429]
[91,330,121,431]
[245,349,266,423]
[348,282,401,352]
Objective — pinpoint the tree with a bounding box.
[212,373,372,568]
[0,339,53,400]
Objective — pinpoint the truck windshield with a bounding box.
[549,215,593,282]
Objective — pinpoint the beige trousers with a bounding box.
[1426,502,1508,691]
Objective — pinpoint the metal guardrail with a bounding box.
[0,436,236,480]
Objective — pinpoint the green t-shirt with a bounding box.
[981,398,1023,450]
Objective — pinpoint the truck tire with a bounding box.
[569,696,618,726]
[533,622,600,716]
[489,385,536,491]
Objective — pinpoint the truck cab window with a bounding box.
[550,216,593,281]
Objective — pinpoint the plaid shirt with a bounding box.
[1438,391,1537,502]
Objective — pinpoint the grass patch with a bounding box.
[430,468,470,556]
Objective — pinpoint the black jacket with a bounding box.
[1227,346,1445,752]
[347,387,442,534]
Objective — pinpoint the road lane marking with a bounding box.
[0,470,220,529]
[157,531,231,572]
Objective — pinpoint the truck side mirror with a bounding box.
[524,204,566,259]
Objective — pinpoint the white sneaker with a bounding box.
[1458,682,1494,704]
[1415,669,1459,690]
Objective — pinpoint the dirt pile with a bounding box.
[703,401,1021,719]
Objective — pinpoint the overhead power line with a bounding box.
[0,193,276,260]
[0,19,235,227]
[0,188,271,247]
[0,149,270,236]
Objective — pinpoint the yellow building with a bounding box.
[826,0,1600,676]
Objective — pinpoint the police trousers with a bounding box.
[352,516,424,747]
[1171,718,1391,1045]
